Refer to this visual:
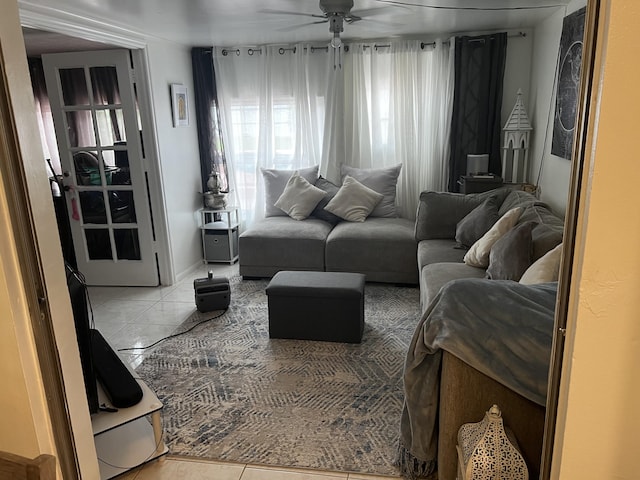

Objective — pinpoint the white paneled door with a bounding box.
[43,49,158,286]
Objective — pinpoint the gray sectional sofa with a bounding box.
[239,164,419,284]
[415,187,564,311]
[409,186,564,480]
[239,215,418,284]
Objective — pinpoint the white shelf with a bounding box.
[95,416,168,479]
[199,207,239,264]
[203,220,239,230]
[92,379,162,435]
[92,376,167,479]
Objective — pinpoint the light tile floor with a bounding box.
[88,263,401,480]
[119,457,400,479]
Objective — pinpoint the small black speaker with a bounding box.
[194,272,230,312]
[91,329,143,408]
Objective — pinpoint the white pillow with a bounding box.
[520,243,563,285]
[341,164,402,218]
[324,176,384,222]
[261,165,319,217]
[463,207,523,267]
[274,174,326,221]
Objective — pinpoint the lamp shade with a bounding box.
[456,404,528,480]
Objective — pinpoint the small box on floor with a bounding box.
[194,272,230,312]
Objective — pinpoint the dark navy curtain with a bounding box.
[191,47,228,192]
[448,33,507,192]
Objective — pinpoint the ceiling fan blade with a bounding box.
[350,17,401,28]
[277,20,329,32]
[259,8,326,19]
[349,6,403,18]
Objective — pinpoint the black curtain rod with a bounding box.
[215,31,526,56]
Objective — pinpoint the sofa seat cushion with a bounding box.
[419,262,487,311]
[417,239,466,270]
[239,217,333,277]
[325,217,418,284]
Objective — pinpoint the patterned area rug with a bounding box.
[135,276,421,476]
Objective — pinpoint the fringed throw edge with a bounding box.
[394,441,437,480]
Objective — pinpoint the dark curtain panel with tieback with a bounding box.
[448,32,507,192]
[191,47,228,193]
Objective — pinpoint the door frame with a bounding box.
[13,0,611,477]
[0,3,99,478]
[20,7,175,286]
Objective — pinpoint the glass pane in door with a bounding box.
[73,150,101,185]
[60,68,89,106]
[106,145,131,185]
[66,110,96,148]
[108,190,136,223]
[114,229,141,260]
[85,229,112,260]
[95,108,126,146]
[79,191,107,224]
[90,66,121,105]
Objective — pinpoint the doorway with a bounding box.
[41,49,159,286]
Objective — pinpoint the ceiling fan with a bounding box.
[262,0,393,48]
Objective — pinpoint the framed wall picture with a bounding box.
[551,7,586,160]
[170,83,189,127]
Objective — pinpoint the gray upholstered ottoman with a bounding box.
[265,271,366,343]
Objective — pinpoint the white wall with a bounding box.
[502,29,533,133]
[145,40,203,280]
[528,0,587,216]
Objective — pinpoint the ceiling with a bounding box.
[21,0,570,55]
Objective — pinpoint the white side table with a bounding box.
[198,206,239,264]
[92,378,168,479]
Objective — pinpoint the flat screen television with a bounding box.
[65,263,99,414]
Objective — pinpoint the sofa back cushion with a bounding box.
[498,189,546,216]
[517,204,564,261]
[415,188,510,241]
[497,190,564,261]
[261,165,319,217]
[341,164,402,218]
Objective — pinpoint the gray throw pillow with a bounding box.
[341,164,401,218]
[455,196,501,248]
[311,176,342,225]
[324,175,384,222]
[486,221,537,281]
[415,189,508,241]
[261,165,319,217]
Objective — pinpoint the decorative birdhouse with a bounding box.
[456,404,528,480]
[502,89,533,184]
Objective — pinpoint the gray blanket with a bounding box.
[395,278,557,479]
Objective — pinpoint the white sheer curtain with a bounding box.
[213,45,332,228]
[341,40,454,219]
[214,39,454,227]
